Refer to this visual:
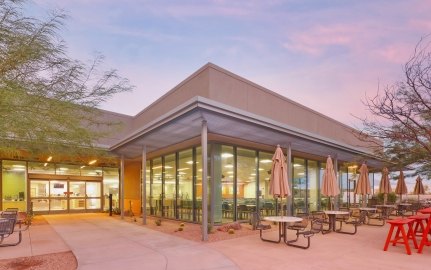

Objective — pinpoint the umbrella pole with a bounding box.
[383,194,388,205]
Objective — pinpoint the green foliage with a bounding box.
[0,0,132,159]
[155,219,162,226]
[376,192,397,204]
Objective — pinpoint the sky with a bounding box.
[28,0,431,128]
[25,0,431,191]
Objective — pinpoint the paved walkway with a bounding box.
[44,214,238,270]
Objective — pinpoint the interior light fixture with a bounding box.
[221,153,234,158]
[258,168,264,171]
[47,156,52,162]
[259,159,272,163]
[88,160,97,165]
[293,164,302,167]
[44,163,48,167]
[224,164,234,168]
[80,166,86,169]
[186,160,194,164]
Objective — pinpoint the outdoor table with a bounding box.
[261,216,302,244]
[375,205,396,219]
[384,218,417,255]
[324,211,349,232]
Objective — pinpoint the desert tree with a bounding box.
[0,0,132,163]
[358,36,431,178]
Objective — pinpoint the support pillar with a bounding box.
[120,155,125,219]
[142,145,147,225]
[201,120,208,241]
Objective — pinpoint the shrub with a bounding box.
[228,228,235,234]
[155,219,162,226]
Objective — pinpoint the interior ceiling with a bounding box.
[112,108,387,170]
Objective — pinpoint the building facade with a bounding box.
[1,63,386,225]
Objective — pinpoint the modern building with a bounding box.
[1,63,386,227]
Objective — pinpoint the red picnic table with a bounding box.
[418,208,431,253]
[383,218,417,255]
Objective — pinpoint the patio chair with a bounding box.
[251,212,271,231]
[0,211,28,247]
[286,214,314,249]
[336,210,367,235]
[367,210,386,226]
[310,211,330,234]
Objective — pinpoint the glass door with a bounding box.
[69,181,86,210]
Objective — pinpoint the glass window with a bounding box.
[87,199,101,209]
[236,148,257,221]
[2,160,27,211]
[86,182,101,197]
[50,198,67,211]
[103,167,119,211]
[28,162,55,174]
[178,149,193,222]
[259,152,274,217]
[220,145,234,222]
[69,182,85,197]
[56,164,80,175]
[31,198,49,211]
[70,199,86,210]
[81,166,103,177]
[50,181,67,197]
[308,160,319,212]
[164,154,176,219]
[31,180,49,197]
[152,157,163,217]
[145,161,151,215]
[319,162,329,210]
[293,158,306,214]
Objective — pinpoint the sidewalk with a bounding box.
[0,217,70,260]
[44,214,238,270]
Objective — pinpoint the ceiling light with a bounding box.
[224,164,234,168]
[47,156,52,162]
[80,166,86,169]
[177,168,189,171]
[186,160,194,164]
[258,168,264,171]
[260,159,272,163]
[250,173,256,176]
[44,163,48,167]
[88,160,97,165]
[164,166,173,169]
[12,165,25,168]
[293,164,302,167]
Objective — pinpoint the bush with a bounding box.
[155,219,162,226]
[228,228,235,234]
[376,192,397,204]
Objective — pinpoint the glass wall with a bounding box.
[1,160,27,211]
[292,158,306,214]
[151,157,163,217]
[308,160,319,212]
[178,149,193,222]
[258,152,274,217]
[164,154,176,219]
[103,167,119,211]
[236,148,257,221]
[220,145,234,222]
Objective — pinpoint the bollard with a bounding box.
[109,194,113,216]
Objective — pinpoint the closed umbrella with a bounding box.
[269,145,291,216]
[321,155,340,210]
[354,162,371,207]
[395,171,408,203]
[413,176,425,202]
[378,167,392,205]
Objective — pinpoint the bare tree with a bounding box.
[0,0,132,161]
[358,36,431,177]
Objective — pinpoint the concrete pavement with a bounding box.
[44,214,238,270]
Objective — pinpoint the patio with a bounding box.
[0,213,430,269]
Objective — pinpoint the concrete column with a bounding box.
[120,155,125,219]
[286,143,292,216]
[142,145,147,225]
[210,144,215,226]
[201,120,208,241]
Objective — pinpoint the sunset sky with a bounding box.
[30,0,431,129]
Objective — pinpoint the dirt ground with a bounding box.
[0,251,77,270]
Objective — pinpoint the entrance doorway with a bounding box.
[30,178,102,213]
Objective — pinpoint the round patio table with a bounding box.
[261,216,302,244]
[324,211,349,232]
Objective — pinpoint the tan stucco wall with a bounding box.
[206,65,376,152]
[124,160,141,214]
[131,67,211,130]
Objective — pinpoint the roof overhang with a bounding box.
[110,97,388,169]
